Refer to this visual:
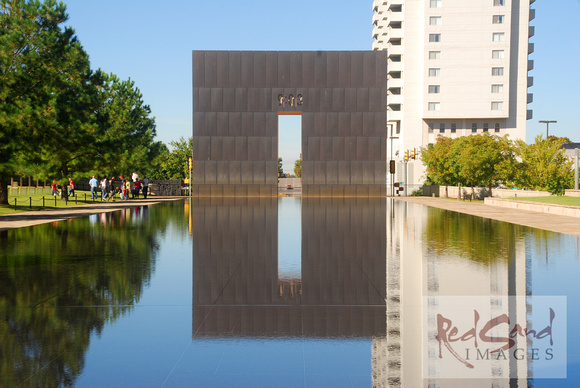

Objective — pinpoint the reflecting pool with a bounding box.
[0,198,579,387]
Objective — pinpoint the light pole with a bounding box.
[539,120,557,138]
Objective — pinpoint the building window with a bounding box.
[493,0,505,5]
[493,15,505,24]
[492,33,505,42]
[491,101,504,110]
[451,123,457,133]
[430,16,442,25]
[483,123,489,132]
[472,123,477,133]
[428,123,434,132]
[439,123,445,133]
[428,102,440,111]
[492,50,504,59]
[495,123,500,132]
[492,67,504,76]
[428,85,441,93]
[429,51,441,60]
[430,0,442,8]
[429,34,442,42]
[491,84,504,93]
[429,68,441,76]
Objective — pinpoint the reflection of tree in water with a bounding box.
[424,207,523,264]
[0,201,184,387]
[424,207,564,264]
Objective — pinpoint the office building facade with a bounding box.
[372,0,535,190]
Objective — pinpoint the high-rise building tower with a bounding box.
[373,0,535,190]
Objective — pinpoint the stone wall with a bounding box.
[149,180,182,196]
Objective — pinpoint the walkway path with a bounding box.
[397,197,580,237]
[0,197,184,231]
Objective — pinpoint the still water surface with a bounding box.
[0,198,579,387]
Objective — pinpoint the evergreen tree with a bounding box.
[0,0,76,204]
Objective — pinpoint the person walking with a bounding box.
[142,176,149,199]
[108,176,116,201]
[121,182,127,200]
[51,180,58,197]
[68,178,75,197]
[101,177,108,201]
[89,175,98,199]
[125,178,132,200]
[133,178,141,199]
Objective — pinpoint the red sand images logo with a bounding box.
[423,296,567,379]
[436,308,555,369]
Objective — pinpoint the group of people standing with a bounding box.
[88,174,149,201]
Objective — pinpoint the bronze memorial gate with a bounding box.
[192,51,387,196]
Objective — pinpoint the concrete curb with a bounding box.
[484,198,580,218]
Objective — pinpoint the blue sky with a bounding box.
[64,0,579,151]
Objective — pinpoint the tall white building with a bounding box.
[372,0,535,190]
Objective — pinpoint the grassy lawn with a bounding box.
[509,196,580,206]
[0,190,114,215]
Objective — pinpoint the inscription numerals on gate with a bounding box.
[278,94,303,107]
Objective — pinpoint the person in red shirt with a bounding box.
[51,180,58,196]
[68,178,75,197]
[133,179,141,199]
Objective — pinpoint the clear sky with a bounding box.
[63,0,579,148]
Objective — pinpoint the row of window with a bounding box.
[428,122,502,133]
[429,32,505,42]
[428,84,504,93]
[431,0,504,7]
[429,15,504,25]
[429,50,504,59]
[428,67,504,76]
[428,102,504,111]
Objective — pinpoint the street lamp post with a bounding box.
[539,120,557,138]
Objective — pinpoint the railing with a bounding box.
[9,193,101,211]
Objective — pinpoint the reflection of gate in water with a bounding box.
[191,197,386,337]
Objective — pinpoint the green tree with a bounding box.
[149,137,192,180]
[92,75,160,178]
[294,153,302,178]
[515,135,573,195]
[30,56,102,200]
[278,157,284,178]
[1,1,160,204]
[421,136,458,198]
[455,134,515,198]
[0,0,77,204]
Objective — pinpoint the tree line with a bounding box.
[0,0,193,205]
[421,134,574,197]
